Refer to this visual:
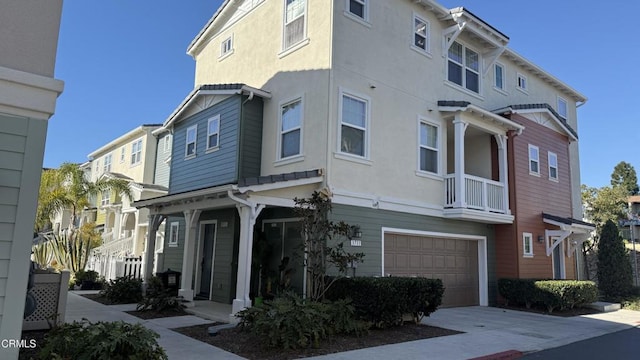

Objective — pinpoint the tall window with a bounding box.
[494,63,505,90]
[419,121,438,174]
[186,125,197,158]
[130,139,142,165]
[120,147,125,163]
[548,152,558,181]
[164,134,172,153]
[517,73,528,92]
[529,144,540,175]
[284,0,306,50]
[348,0,366,20]
[523,232,533,257]
[280,98,302,159]
[207,116,220,150]
[413,15,429,52]
[103,153,112,173]
[101,190,110,206]
[168,222,179,247]
[448,41,479,93]
[557,97,567,118]
[340,92,368,157]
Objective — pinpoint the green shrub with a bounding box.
[100,276,143,304]
[38,319,167,360]
[137,276,185,312]
[598,220,633,300]
[325,277,444,328]
[498,278,598,312]
[237,291,368,349]
[498,278,538,308]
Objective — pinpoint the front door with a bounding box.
[198,223,216,298]
[552,238,564,279]
[264,220,304,295]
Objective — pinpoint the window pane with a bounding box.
[420,148,437,173]
[414,18,427,49]
[529,147,538,160]
[281,129,300,158]
[282,100,301,131]
[465,48,479,71]
[495,65,503,88]
[342,96,366,128]
[187,128,196,143]
[530,160,538,173]
[550,167,557,179]
[420,123,437,148]
[285,15,304,48]
[187,142,195,156]
[349,0,364,18]
[208,134,218,148]
[448,42,462,63]
[466,70,479,93]
[341,125,364,156]
[286,0,304,22]
[208,118,219,134]
[448,62,462,85]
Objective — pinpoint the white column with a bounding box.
[142,214,165,281]
[232,203,265,315]
[494,133,510,214]
[453,116,468,208]
[114,207,122,239]
[179,209,201,302]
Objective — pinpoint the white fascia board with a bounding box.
[132,184,234,209]
[506,107,578,142]
[234,176,323,194]
[439,104,525,134]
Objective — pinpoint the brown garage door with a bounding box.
[384,233,479,307]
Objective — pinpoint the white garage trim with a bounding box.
[381,227,488,306]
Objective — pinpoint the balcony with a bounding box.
[445,174,507,213]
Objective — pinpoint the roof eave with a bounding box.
[87,125,161,160]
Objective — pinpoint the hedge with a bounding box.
[325,277,444,328]
[498,278,598,313]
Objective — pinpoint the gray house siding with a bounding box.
[330,204,497,305]
[238,97,263,180]
[169,96,242,194]
[197,209,237,303]
[153,133,171,187]
[161,216,185,274]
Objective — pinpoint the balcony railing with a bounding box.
[444,173,507,214]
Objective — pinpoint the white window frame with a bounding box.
[168,222,179,248]
[220,35,234,60]
[411,13,430,55]
[278,96,304,161]
[338,89,370,160]
[494,62,506,92]
[120,147,125,163]
[206,115,220,151]
[130,138,143,165]
[548,151,558,181]
[103,153,112,173]
[417,118,440,176]
[164,134,172,153]
[517,72,528,93]
[557,96,568,119]
[282,0,307,52]
[345,0,369,23]
[523,232,534,257]
[101,190,110,206]
[447,41,481,94]
[185,124,197,159]
[529,144,540,176]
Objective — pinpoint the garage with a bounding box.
[384,231,482,307]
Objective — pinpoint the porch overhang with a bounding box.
[443,207,514,224]
[438,101,525,135]
[543,213,595,257]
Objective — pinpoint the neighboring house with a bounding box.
[86,125,168,280]
[134,0,591,315]
[0,0,64,359]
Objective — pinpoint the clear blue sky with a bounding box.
[45,0,638,189]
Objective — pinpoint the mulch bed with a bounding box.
[173,323,462,360]
[498,304,601,317]
[125,308,188,319]
[19,329,48,360]
[79,293,136,306]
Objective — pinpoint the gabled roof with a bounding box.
[88,124,162,160]
[493,103,578,141]
[543,213,595,229]
[438,100,525,133]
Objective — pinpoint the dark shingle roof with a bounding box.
[437,100,471,108]
[498,104,578,140]
[198,83,245,91]
[542,213,594,228]
[238,169,322,187]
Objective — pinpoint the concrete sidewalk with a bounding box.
[65,292,640,360]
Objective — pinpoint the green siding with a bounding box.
[238,97,263,179]
[162,216,185,274]
[330,204,497,305]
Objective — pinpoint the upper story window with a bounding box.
[347,0,367,20]
[529,144,540,176]
[120,148,125,163]
[413,14,430,54]
[103,153,112,173]
[523,232,533,257]
[164,134,172,153]
[280,98,303,159]
[419,121,439,174]
[168,222,179,247]
[494,63,505,91]
[283,0,306,50]
[548,152,558,181]
[130,139,142,165]
[448,41,479,93]
[557,97,567,119]
[220,35,233,59]
[186,125,197,158]
[207,115,220,150]
[517,73,528,93]
[101,190,110,206]
[339,91,369,158]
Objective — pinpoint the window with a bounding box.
[280,98,302,159]
[207,116,220,150]
[340,92,368,158]
[120,147,125,163]
[101,190,110,206]
[185,125,197,158]
[494,63,505,90]
[283,0,306,50]
[103,153,112,173]
[517,73,528,92]
[448,41,479,93]
[529,144,540,175]
[419,121,438,174]
[413,15,429,53]
[220,36,233,58]
[130,139,142,165]
[95,159,100,174]
[523,232,533,257]
[168,222,179,248]
[557,97,567,119]
[348,0,366,20]
[548,152,558,181]
[164,134,172,153]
